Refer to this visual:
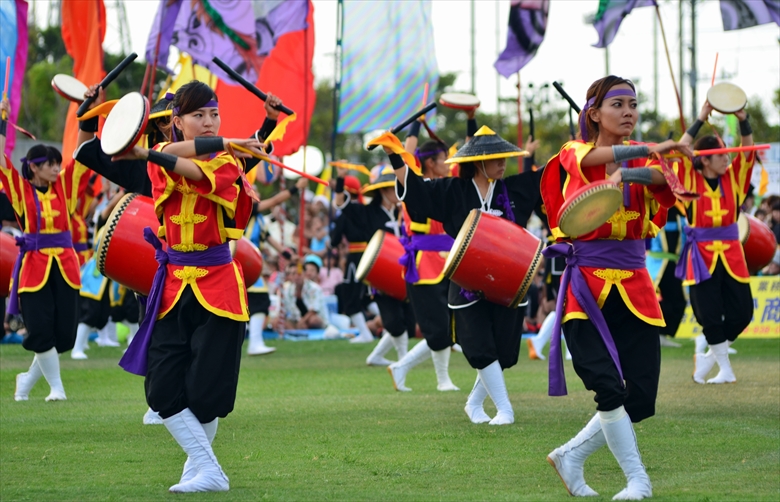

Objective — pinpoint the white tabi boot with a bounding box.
[165,409,229,493]
[389,331,408,360]
[247,314,276,355]
[600,407,652,501]
[349,312,375,343]
[431,346,459,391]
[366,331,395,366]
[36,348,66,401]
[180,418,219,484]
[143,407,164,425]
[528,311,555,360]
[15,357,43,401]
[694,334,707,354]
[707,341,736,384]
[692,349,717,384]
[478,360,514,425]
[97,321,120,347]
[71,323,91,359]
[388,339,431,391]
[547,414,605,497]
[464,374,491,424]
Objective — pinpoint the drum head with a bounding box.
[737,212,750,244]
[442,209,480,279]
[101,92,149,156]
[439,92,481,111]
[51,74,88,103]
[558,181,623,238]
[707,83,747,114]
[355,230,385,282]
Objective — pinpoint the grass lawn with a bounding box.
[1,337,778,501]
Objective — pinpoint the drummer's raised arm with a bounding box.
[734,108,753,147]
[404,120,422,155]
[77,85,105,148]
[465,111,477,142]
[0,98,8,169]
[680,101,714,146]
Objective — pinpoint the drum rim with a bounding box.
[707,82,747,114]
[558,182,622,238]
[96,192,139,278]
[439,92,481,110]
[737,212,751,244]
[442,209,480,280]
[51,74,88,103]
[355,230,385,283]
[101,93,150,156]
[509,238,544,309]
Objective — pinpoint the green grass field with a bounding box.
[1,337,778,501]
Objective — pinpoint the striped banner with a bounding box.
[337,0,438,134]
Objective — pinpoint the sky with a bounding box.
[33,0,780,125]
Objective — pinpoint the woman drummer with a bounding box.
[113,81,264,493]
[677,99,754,384]
[540,75,691,499]
[1,98,89,402]
[380,124,543,426]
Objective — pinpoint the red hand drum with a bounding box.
[97,193,160,296]
[356,230,407,301]
[439,92,481,111]
[51,74,88,103]
[231,237,263,287]
[558,180,622,238]
[101,92,150,157]
[738,213,777,274]
[0,231,19,297]
[443,209,543,308]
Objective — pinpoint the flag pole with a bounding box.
[655,4,687,131]
[516,71,522,170]
[327,0,344,271]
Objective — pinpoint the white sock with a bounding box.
[36,348,66,401]
[350,312,374,341]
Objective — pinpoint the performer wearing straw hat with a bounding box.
[1,98,91,402]
[541,76,692,500]
[110,81,265,493]
[377,124,543,426]
[677,99,755,385]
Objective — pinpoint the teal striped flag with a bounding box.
[337,0,439,134]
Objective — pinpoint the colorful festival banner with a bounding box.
[676,276,780,338]
[719,0,780,31]
[0,0,28,157]
[337,0,438,134]
[494,0,549,78]
[591,0,656,48]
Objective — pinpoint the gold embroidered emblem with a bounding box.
[40,247,64,256]
[704,209,729,219]
[173,267,209,282]
[170,213,207,225]
[171,243,208,252]
[704,242,731,253]
[593,269,634,282]
[175,184,196,195]
[607,211,640,224]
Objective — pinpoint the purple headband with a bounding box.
[579,89,637,142]
[20,156,49,180]
[164,92,219,142]
[415,147,448,160]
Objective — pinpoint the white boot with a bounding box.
[727,340,738,355]
[126,322,139,345]
[349,312,374,343]
[366,331,395,366]
[388,339,431,391]
[431,347,459,391]
[97,321,120,347]
[143,407,164,425]
[692,349,716,384]
[658,335,681,348]
[547,414,604,497]
[528,311,555,360]
[71,323,91,359]
[14,357,43,401]
[707,341,736,384]
[165,409,229,493]
[247,314,276,355]
[37,348,67,401]
[180,418,219,484]
[694,334,708,354]
[464,374,491,424]
[600,407,652,501]
[389,331,408,360]
[478,360,514,425]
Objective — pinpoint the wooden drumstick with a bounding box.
[229,143,328,186]
[212,57,294,116]
[2,56,10,120]
[552,81,581,114]
[367,102,437,151]
[77,52,138,117]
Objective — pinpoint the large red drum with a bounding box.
[738,213,777,274]
[356,230,407,301]
[0,231,20,297]
[443,209,543,308]
[231,237,263,286]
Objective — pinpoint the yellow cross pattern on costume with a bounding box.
[705,241,731,253]
[39,192,59,233]
[173,267,209,283]
[607,209,640,239]
[704,189,726,227]
[169,213,207,225]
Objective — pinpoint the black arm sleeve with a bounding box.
[402,169,452,224]
[244,118,278,174]
[74,137,153,196]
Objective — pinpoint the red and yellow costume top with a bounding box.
[0,156,87,293]
[149,143,252,321]
[541,140,676,326]
[675,151,754,285]
[71,173,99,266]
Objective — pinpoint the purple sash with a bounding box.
[398,233,454,283]
[7,231,73,315]
[119,227,233,376]
[674,224,738,284]
[73,242,90,253]
[542,239,646,396]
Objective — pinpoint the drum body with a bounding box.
[97,193,160,296]
[356,230,407,301]
[738,213,777,274]
[444,209,543,308]
[558,180,622,238]
[51,74,88,103]
[439,92,480,111]
[0,231,19,297]
[231,237,263,286]
[101,92,150,157]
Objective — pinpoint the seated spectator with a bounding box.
[279,259,327,331]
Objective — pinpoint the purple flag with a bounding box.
[719,0,780,31]
[591,0,656,49]
[494,0,548,78]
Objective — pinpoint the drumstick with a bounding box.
[529,108,535,140]
[212,57,295,116]
[663,144,770,158]
[77,52,138,117]
[2,56,9,120]
[367,102,437,151]
[711,53,718,86]
[229,143,328,186]
[552,82,581,114]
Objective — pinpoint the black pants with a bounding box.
[689,261,753,345]
[145,287,246,424]
[337,254,365,316]
[452,299,524,370]
[658,262,686,337]
[564,289,660,423]
[407,280,452,351]
[79,292,111,329]
[110,288,140,323]
[19,264,79,354]
[373,294,416,337]
[247,292,271,316]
